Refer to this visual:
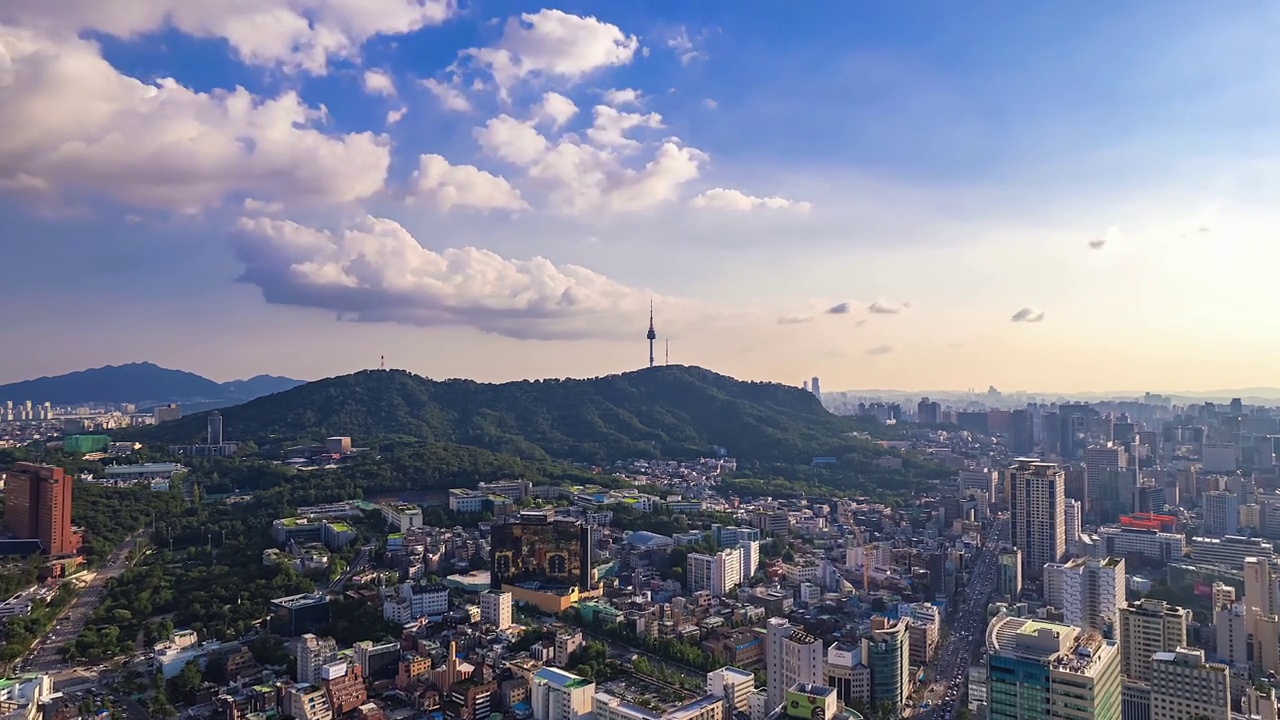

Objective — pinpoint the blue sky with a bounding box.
[3,1,1279,392]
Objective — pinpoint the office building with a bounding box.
[1202,443,1237,473]
[823,641,871,708]
[1149,648,1229,720]
[918,397,941,425]
[1086,443,1128,504]
[1187,535,1274,570]
[984,551,1019,609]
[382,582,450,623]
[1043,557,1126,633]
[706,666,756,716]
[297,634,338,685]
[765,617,824,713]
[531,667,595,720]
[1096,526,1185,565]
[2,462,82,556]
[864,615,910,709]
[491,512,591,592]
[1118,599,1189,683]
[1064,499,1082,557]
[207,411,223,446]
[596,692,723,720]
[986,615,1122,720]
[271,593,331,636]
[1202,491,1240,537]
[1007,459,1067,580]
[354,640,400,683]
[480,589,513,629]
[960,470,998,499]
[688,547,744,597]
[153,403,182,423]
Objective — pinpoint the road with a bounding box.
[915,517,1008,720]
[20,532,147,673]
[328,544,375,593]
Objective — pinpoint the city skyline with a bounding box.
[4,3,1280,391]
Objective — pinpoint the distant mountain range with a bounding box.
[0,362,305,408]
[138,365,887,464]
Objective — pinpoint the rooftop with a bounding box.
[534,667,593,690]
[104,462,185,474]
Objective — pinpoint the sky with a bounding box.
[3,1,1280,393]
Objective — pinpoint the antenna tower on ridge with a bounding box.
[646,298,657,368]
[380,355,386,371]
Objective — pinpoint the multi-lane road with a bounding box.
[20,531,146,673]
[915,518,1008,720]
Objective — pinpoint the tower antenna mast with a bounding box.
[646,298,657,368]
[665,336,669,366]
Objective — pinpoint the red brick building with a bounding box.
[3,463,81,556]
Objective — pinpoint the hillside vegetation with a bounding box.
[140,366,877,464]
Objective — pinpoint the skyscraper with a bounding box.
[1063,499,1082,557]
[207,411,224,446]
[997,548,1023,602]
[2,462,81,556]
[1006,459,1066,580]
[1150,648,1230,720]
[864,616,910,709]
[917,397,941,425]
[1203,490,1240,537]
[1118,599,1189,684]
[1043,557,1126,634]
[1085,443,1128,507]
[765,617,823,713]
[986,615,1122,720]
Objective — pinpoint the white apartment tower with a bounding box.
[1043,556,1126,633]
[296,633,338,685]
[1118,598,1189,684]
[1006,459,1067,580]
[688,547,744,597]
[531,667,596,720]
[480,589,513,629]
[1064,499,1082,557]
[1204,490,1241,537]
[765,617,823,713]
[706,667,756,716]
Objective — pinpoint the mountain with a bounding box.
[139,366,878,464]
[0,362,305,407]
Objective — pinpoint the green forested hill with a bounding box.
[138,365,875,463]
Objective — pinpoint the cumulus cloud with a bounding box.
[386,107,408,125]
[243,198,285,215]
[777,315,813,325]
[233,215,665,340]
[702,98,718,110]
[0,0,455,74]
[475,114,706,214]
[363,69,397,98]
[531,92,578,129]
[825,302,852,315]
[866,345,894,356]
[586,106,664,149]
[602,88,643,107]
[463,9,640,98]
[1089,224,1120,249]
[0,28,390,211]
[689,188,812,212]
[421,78,472,112]
[1010,307,1045,323]
[667,26,706,65]
[409,154,528,212]
[867,300,909,314]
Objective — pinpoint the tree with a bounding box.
[171,660,203,700]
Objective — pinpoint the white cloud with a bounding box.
[531,92,578,129]
[463,9,639,97]
[1011,307,1045,323]
[0,28,390,211]
[865,345,894,356]
[586,106,663,149]
[867,300,910,314]
[602,88,642,107]
[0,0,456,74]
[475,115,706,215]
[689,188,813,212]
[1089,224,1120,249]
[702,98,718,110]
[667,26,706,65]
[386,107,408,125]
[421,78,472,112]
[233,214,661,340]
[363,69,397,98]
[243,198,285,215]
[410,154,527,212]
[777,315,813,325]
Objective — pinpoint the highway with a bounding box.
[915,517,1008,720]
[20,531,147,673]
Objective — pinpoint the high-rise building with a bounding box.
[688,547,743,597]
[1085,443,1128,506]
[765,618,823,713]
[986,615,1122,720]
[297,634,338,685]
[997,548,1023,602]
[531,667,595,720]
[1006,459,1066,580]
[706,667,755,717]
[1009,409,1034,455]
[864,616,910,709]
[1244,556,1280,616]
[959,470,998,499]
[490,511,591,593]
[2,462,81,556]
[1043,557,1126,634]
[1149,648,1230,720]
[810,377,821,401]
[1203,490,1240,537]
[1064,499,1082,557]
[738,540,761,582]
[480,589,513,629]
[207,411,223,446]
[1118,599,1189,683]
[823,641,871,708]
[153,403,182,423]
[917,398,941,425]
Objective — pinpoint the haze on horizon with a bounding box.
[3,2,1278,393]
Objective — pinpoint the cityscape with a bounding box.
[2,3,1277,720]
